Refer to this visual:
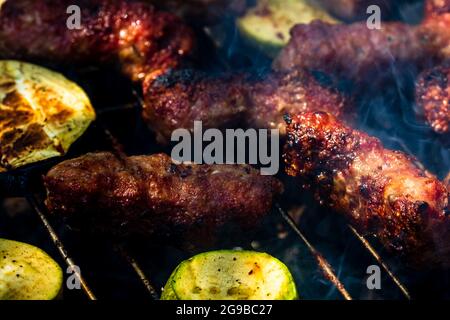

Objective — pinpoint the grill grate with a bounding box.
[26,194,97,300]
[2,82,411,301]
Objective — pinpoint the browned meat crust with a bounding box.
[274,1,450,134]
[284,112,450,267]
[316,0,395,21]
[0,0,194,82]
[416,64,450,134]
[426,0,450,18]
[273,20,432,82]
[143,70,352,143]
[420,3,450,63]
[44,152,283,239]
[274,0,450,81]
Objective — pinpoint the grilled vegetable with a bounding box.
[0,60,96,172]
[161,250,298,300]
[0,238,63,300]
[237,0,339,57]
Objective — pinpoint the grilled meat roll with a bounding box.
[284,112,450,267]
[415,63,450,134]
[44,152,283,239]
[274,0,450,134]
[0,0,194,82]
[273,20,434,83]
[143,69,352,143]
[273,0,450,83]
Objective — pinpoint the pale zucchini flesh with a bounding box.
[161,250,298,300]
[0,60,96,172]
[237,0,339,57]
[0,238,63,300]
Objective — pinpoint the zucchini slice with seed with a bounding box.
[237,0,339,57]
[0,238,63,300]
[161,250,298,300]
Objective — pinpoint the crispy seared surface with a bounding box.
[44,152,283,239]
[284,112,450,267]
[0,0,194,82]
[416,64,450,134]
[426,0,450,18]
[143,70,352,143]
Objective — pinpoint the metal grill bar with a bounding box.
[114,245,160,299]
[348,225,411,299]
[97,123,160,298]
[26,194,97,300]
[275,203,352,300]
[14,92,415,301]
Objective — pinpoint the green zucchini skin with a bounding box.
[161,250,298,300]
[237,0,339,57]
[0,238,63,300]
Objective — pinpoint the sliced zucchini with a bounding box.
[161,250,298,300]
[237,0,339,57]
[0,238,63,300]
[0,60,96,172]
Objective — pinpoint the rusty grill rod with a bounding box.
[275,203,352,300]
[26,193,97,300]
[347,225,411,299]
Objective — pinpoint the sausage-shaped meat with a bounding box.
[274,0,450,83]
[143,69,352,143]
[273,20,434,83]
[284,112,449,267]
[0,0,194,82]
[44,152,283,240]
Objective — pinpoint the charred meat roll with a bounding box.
[284,112,450,268]
[274,0,450,83]
[273,20,434,83]
[143,69,352,143]
[415,63,450,134]
[44,152,283,239]
[0,0,194,82]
